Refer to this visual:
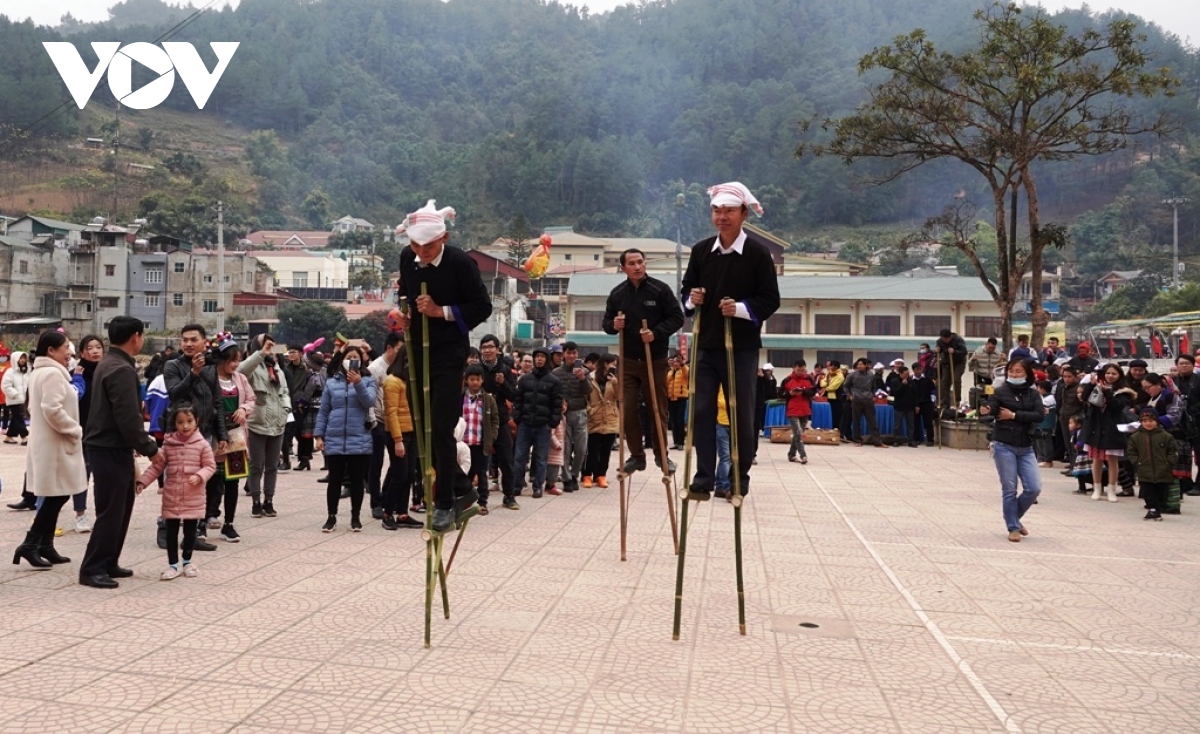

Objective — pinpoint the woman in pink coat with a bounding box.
[137,404,216,580]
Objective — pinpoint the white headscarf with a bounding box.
[707,182,764,217]
[395,199,456,245]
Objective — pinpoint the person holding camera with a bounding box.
[583,353,620,487]
[550,341,593,492]
[238,333,290,520]
[315,344,378,532]
[602,248,684,476]
[779,360,815,464]
[160,324,225,552]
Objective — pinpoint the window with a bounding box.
[202,300,218,313]
[816,350,854,368]
[203,274,213,284]
[145,267,163,284]
[174,262,185,273]
[593,254,599,262]
[104,264,115,277]
[18,260,27,274]
[767,350,804,368]
[224,275,231,283]
[98,297,119,308]
[144,294,160,308]
[172,293,184,307]
[292,273,308,288]
[574,310,605,331]
[914,315,951,336]
[565,254,572,261]
[814,314,851,335]
[767,314,803,334]
[965,316,1003,339]
[864,315,901,336]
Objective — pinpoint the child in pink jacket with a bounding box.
[544,402,566,496]
[137,404,217,580]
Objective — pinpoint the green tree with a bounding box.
[302,188,332,230]
[1096,272,1166,318]
[350,268,383,291]
[1146,281,1200,317]
[275,301,346,344]
[504,214,533,265]
[340,309,392,353]
[804,2,1179,348]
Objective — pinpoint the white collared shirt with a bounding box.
[684,229,751,320]
[414,245,456,321]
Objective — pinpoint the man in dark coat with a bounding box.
[679,182,780,500]
[393,200,493,531]
[512,348,562,499]
[935,328,969,413]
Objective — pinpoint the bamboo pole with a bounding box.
[617,312,628,561]
[724,315,746,636]
[671,311,701,641]
[643,319,679,555]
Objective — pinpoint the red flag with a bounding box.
[1152,335,1163,357]
[1108,339,1116,358]
[1183,334,1191,356]
[1129,338,1136,356]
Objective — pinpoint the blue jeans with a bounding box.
[716,425,731,491]
[513,423,551,492]
[992,442,1042,531]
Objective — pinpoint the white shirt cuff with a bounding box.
[734,302,750,321]
[444,307,456,322]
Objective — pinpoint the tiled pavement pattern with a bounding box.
[2,438,1199,733]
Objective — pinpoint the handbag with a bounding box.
[1069,451,1092,477]
[1086,386,1106,409]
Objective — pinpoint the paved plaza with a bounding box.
[1,437,1199,733]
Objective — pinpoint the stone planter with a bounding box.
[937,420,991,451]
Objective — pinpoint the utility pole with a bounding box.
[1163,197,1190,290]
[675,192,685,296]
[217,200,225,332]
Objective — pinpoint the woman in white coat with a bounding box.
[11,331,86,569]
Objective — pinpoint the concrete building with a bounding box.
[164,249,263,334]
[330,216,374,234]
[564,273,997,367]
[243,230,333,249]
[127,251,169,332]
[0,236,72,328]
[247,250,348,301]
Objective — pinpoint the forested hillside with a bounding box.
[0,0,1197,272]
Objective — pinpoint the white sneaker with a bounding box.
[74,515,92,534]
[160,566,181,581]
[207,517,222,529]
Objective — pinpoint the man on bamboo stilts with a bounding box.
[603,248,685,476]
[393,200,492,532]
[680,183,780,500]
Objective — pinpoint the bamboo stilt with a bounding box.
[642,319,679,555]
[617,312,628,561]
[724,316,746,636]
[672,311,701,641]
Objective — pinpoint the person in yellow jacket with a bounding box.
[818,360,845,435]
[715,385,732,499]
[382,356,422,529]
[666,353,689,449]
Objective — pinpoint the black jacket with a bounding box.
[1080,384,1136,451]
[83,349,158,457]
[281,359,308,399]
[480,357,516,420]
[909,373,935,404]
[551,364,593,412]
[1054,378,1085,423]
[985,381,1045,448]
[680,232,780,351]
[935,334,969,364]
[889,376,921,412]
[397,245,492,356]
[162,352,227,442]
[513,353,563,429]
[602,276,685,362]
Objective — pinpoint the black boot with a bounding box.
[6,493,36,511]
[37,532,71,564]
[278,457,291,472]
[296,459,311,471]
[12,531,51,569]
[156,522,167,550]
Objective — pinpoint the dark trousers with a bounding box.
[326,454,369,517]
[1140,481,1170,513]
[895,409,917,445]
[755,401,767,436]
[5,405,27,439]
[621,357,669,463]
[828,400,843,438]
[81,447,137,577]
[488,421,515,500]
[513,423,551,492]
[298,435,314,462]
[281,420,298,459]
[367,424,387,509]
[410,344,470,510]
[164,519,198,565]
[205,472,240,525]
[851,400,881,445]
[468,444,488,504]
[918,402,936,443]
[668,399,688,447]
[29,495,69,536]
[690,348,758,494]
[383,433,417,514]
[584,433,616,478]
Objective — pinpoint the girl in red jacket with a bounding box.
[137,404,217,580]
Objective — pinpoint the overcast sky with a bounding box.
[2,0,1197,48]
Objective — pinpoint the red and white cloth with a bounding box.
[461,392,483,446]
[396,199,456,245]
[707,182,764,217]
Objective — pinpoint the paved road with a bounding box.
[1,437,1197,733]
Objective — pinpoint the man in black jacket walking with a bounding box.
[79,317,160,589]
[393,200,493,531]
[680,183,780,500]
[603,248,685,475]
[479,334,518,509]
[512,348,563,499]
